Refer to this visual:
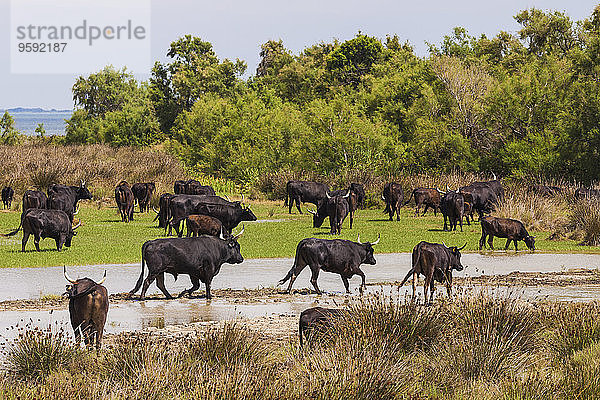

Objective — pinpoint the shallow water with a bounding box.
[0,253,598,301]
[0,252,599,337]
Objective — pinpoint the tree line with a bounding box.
[63,6,600,184]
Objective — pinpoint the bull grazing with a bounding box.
[299,307,344,347]
[400,241,466,304]
[186,214,224,237]
[115,181,135,222]
[131,182,156,213]
[128,227,245,300]
[22,190,48,211]
[382,182,404,221]
[279,234,380,294]
[309,190,354,234]
[63,267,108,349]
[47,181,92,223]
[285,181,329,214]
[2,186,14,209]
[479,216,536,251]
[440,190,465,231]
[167,194,256,237]
[404,188,441,217]
[5,209,81,251]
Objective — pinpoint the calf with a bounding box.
[2,186,14,209]
[479,216,536,251]
[186,214,225,237]
[299,307,344,347]
[404,188,441,216]
[63,267,108,349]
[400,241,466,304]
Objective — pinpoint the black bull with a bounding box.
[47,183,92,223]
[5,208,81,252]
[131,182,155,213]
[128,231,245,300]
[479,216,536,251]
[279,235,380,294]
[382,182,404,221]
[400,241,466,303]
[310,191,355,234]
[63,267,108,349]
[167,195,256,236]
[285,181,329,214]
[299,307,344,347]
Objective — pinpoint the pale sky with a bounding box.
[0,0,598,109]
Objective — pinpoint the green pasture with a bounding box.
[0,201,597,268]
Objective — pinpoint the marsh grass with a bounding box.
[5,295,600,398]
[569,199,600,246]
[2,321,79,381]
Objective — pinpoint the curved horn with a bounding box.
[491,171,497,180]
[437,188,446,195]
[97,270,107,285]
[234,224,245,240]
[371,234,381,245]
[381,194,386,201]
[73,204,79,215]
[307,209,317,215]
[458,242,467,251]
[64,266,77,284]
[442,241,447,248]
[357,234,362,244]
[240,194,245,204]
[72,220,82,230]
[152,207,159,215]
[343,190,350,198]
[326,192,332,199]
[219,227,226,240]
[224,195,231,202]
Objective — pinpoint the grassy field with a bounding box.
[0,199,597,268]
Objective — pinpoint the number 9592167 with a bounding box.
[17,42,67,52]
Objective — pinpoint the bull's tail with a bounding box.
[403,190,415,206]
[399,268,414,287]
[129,243,147,295]
[400,248,421,287]
[278,266,295,285]
[3,211,26,237]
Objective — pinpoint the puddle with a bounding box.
[0,253,599,337]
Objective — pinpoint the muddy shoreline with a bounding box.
[2,268,599,314]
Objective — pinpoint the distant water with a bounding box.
[10,111,72,136]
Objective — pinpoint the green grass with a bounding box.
[0,201,597,268]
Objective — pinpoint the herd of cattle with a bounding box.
[1,176,599,348]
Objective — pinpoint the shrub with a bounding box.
[569,199,600,246]
[3,322,79,381]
